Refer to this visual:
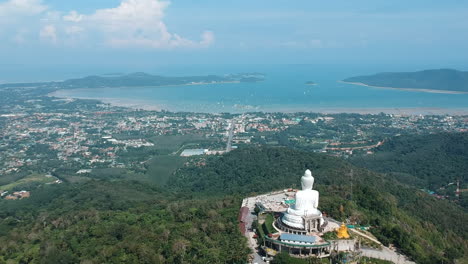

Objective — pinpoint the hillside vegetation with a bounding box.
[0,181,249,263]
[170,147,467,264]
[351,133,468,192]
[1,145,466,263]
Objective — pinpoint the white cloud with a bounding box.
[0,0,47,18]
[63,11,83,22]
[0,0,47,34]
[56,0,214,49]
[1,0,214,49]
[41,10,61,22]
[12,28,29,44]
[200,31,215,47]
[39,24,57,43]
[65,25,84,35]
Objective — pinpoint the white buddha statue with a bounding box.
[282,169,324,230]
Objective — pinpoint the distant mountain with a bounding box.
[61,72,226,88]
[343,69,468,92]
[0,72,265,90]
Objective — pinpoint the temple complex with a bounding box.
[260,170,333,257]
[240,169,416,263]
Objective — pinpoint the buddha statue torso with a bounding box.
[292,189,319,215]
[282,170,323,230]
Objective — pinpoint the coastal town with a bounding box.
[1,86,468,199]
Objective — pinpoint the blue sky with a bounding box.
[1,0,468,72]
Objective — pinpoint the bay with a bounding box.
[49,64,468,114]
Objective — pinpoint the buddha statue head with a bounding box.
[301,169,314,190]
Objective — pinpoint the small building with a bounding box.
[280,233,316,245]
[13,191,31,199]
[180,149,207,157]
[76,169,92,174]
[3,191,31,200]
[238,207,250,222]
[264,232,331,257]
[238,207,250,235]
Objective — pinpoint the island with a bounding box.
[342,69,468,94]
[305,81,317,85]
[0,72,265,90]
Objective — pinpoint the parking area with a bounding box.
[243,190,296,213]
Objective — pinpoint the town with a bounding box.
[1,87,468,200]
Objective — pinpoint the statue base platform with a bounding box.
[279,213,325,234]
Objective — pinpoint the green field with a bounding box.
[263,213,277,234]
[0,172,28,186]
[43,156,187,187]
[63,161,187,187]
[0,173,57,191]
[149,134,216,154]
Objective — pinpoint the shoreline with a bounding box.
[48,92,165,111]
[261,105,468,115]
[339,81,468,95]
[48,92,468,115]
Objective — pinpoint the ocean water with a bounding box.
[37,64,468,113]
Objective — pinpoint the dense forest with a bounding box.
[351,133,468,191]
[1,144,467,263]
[0,181,249,263]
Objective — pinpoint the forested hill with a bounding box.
[61,72,265,88]
[1,146,466,263]
[170,147,467,264]
[170,147,389,195]
[343,69,468,92]
[0,181,250,263]
[0,72,265,90]
[350,132,468,191]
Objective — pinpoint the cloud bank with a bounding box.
[0,0,46,18]
[0,0,214,49]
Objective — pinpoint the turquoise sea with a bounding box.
[36,64,468,113]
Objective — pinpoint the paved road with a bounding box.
[226,120,234,152]
[349,228,382,245]
[242,196,267,264]
[361,247,415,264]
[246,231,264,264]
